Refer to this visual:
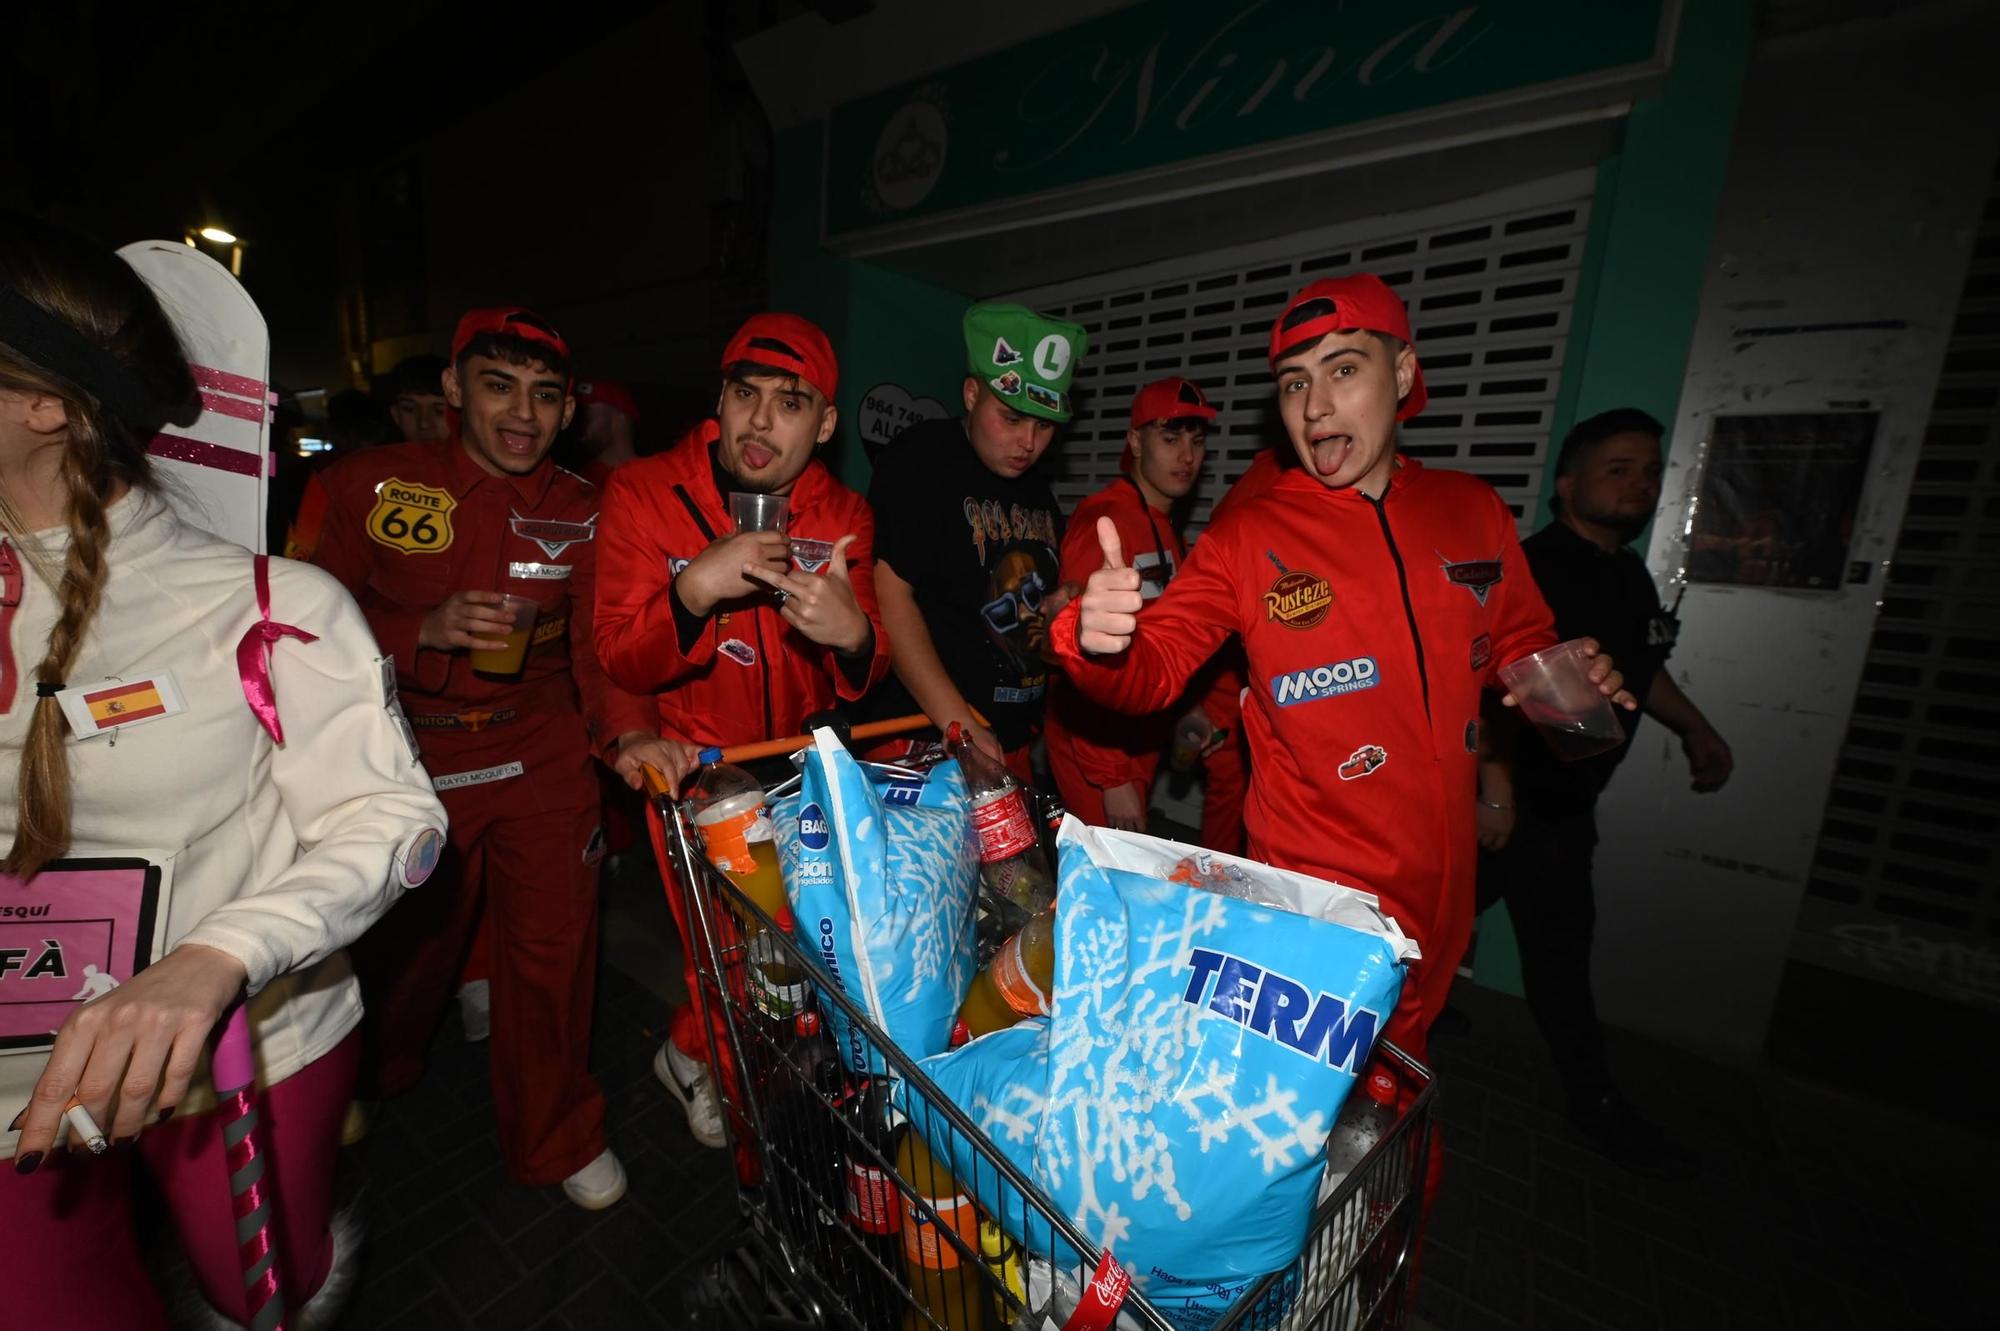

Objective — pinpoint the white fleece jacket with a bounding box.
[1,490,445,1157]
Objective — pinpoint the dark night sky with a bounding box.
[3,0,703,393]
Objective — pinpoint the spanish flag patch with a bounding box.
[54,670,187,739]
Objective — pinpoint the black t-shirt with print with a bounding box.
[865,417,1064,752]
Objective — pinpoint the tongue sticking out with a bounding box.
[1311,436,1352,476]
[743,441,774,470]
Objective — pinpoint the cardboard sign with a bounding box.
[0,855,175,1052]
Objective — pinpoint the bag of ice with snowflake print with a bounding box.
[773,727,980,1076]
[912,817,1418,1329]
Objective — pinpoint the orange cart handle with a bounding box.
[638,712,946,798]
[714,712,936,764]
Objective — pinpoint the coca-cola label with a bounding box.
[845,1161,898,1235]
[971,789,1036,862]
[1062,1252,1131,1331]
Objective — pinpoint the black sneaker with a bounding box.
[1568,1092,1699,1181]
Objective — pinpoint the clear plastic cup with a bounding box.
[729,491,789,533]
[1497,638,1625,761]
[469,594,540,676]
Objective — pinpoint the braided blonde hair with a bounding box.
[0,213,197,878]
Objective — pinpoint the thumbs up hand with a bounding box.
[745,533,872,654]
[1077,515,1145,656]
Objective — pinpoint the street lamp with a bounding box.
[184,225,246,276]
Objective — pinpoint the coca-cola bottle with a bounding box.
[945,722,1055,956]
[763,1009,844,1258]
[839,1076,906,1327]
[1315,1063,1404,1319]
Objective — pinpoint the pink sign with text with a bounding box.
[1,856,171,1052]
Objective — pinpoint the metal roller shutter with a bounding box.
[1003,173,1596,827]
[1006,173,1596,540]
[1798,157,2000,1011]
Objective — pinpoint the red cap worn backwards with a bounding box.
[1267,273,1428,420]
[574,377,639,422]
[722,312,839,402]
[451,307,572,367]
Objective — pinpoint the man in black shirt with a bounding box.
[1479,407,1733,1178]
[866,302,1088,775]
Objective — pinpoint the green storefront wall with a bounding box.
[767,0,1755,996]
[769,127,970,490]
[1480,0,1751,997]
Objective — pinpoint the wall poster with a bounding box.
[1687,411,1878,590]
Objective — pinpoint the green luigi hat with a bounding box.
[963,302,1089,423]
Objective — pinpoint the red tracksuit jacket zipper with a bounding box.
[1367,492,1431,726]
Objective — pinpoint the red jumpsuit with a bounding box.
[1051,458,1555,1062]
[593,421,890,1086]
[311,436,653,1185]
[1045,478,1186,827]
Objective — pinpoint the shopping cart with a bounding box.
[655,730,1435,1331]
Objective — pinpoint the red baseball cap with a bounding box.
[1267,274,1428,420]
[451,307,572,368]
[1128,376,1218,429]
[574,377,639,423]
[721,312,839,402]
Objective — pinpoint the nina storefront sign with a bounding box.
[825,0,1669,235]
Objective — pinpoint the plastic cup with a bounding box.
[1496,638,1625,761]
[729,491,789,533]
[469,594,540,676]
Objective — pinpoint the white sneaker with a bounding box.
[561,1148,627,1211]
[458,979,491,1042]
[654,1040,726,1149]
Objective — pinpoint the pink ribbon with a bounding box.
[235,555,317,744]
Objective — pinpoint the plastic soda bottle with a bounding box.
[751,906,810,1025]
[897,1111,987,1330]
[943,723,1054,952]
[687,749,787,928]
[953,907,1054,1043]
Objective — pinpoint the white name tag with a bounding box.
[432,760,524,791]
[509,561,572,580]
[54,671,187,740]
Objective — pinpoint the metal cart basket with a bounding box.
[660,763,1435,1331]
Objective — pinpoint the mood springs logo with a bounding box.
[1270,656,1379,707]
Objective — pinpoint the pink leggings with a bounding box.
[0,1030,358,1329]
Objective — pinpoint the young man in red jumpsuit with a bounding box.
[1053,274,1634,1071]
[311,307,674,1209]
[592,314,889,1153]
[1044,377,1244,847]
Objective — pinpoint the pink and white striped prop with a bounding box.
[116,241,273,553]
[213,1002,287,1331]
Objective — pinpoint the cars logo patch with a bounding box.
[1261,550,1333,629]
[510,511,596,559]
[1338,744,1388,781]
[790,537,834,573]
[1470,633,1492,672]
[366,479,456,554]
[1439,552,1503,606]
[719,638,757,667]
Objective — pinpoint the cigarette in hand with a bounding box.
[63,1098,108,1155]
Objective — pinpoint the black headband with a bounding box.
[0,283,165,432]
